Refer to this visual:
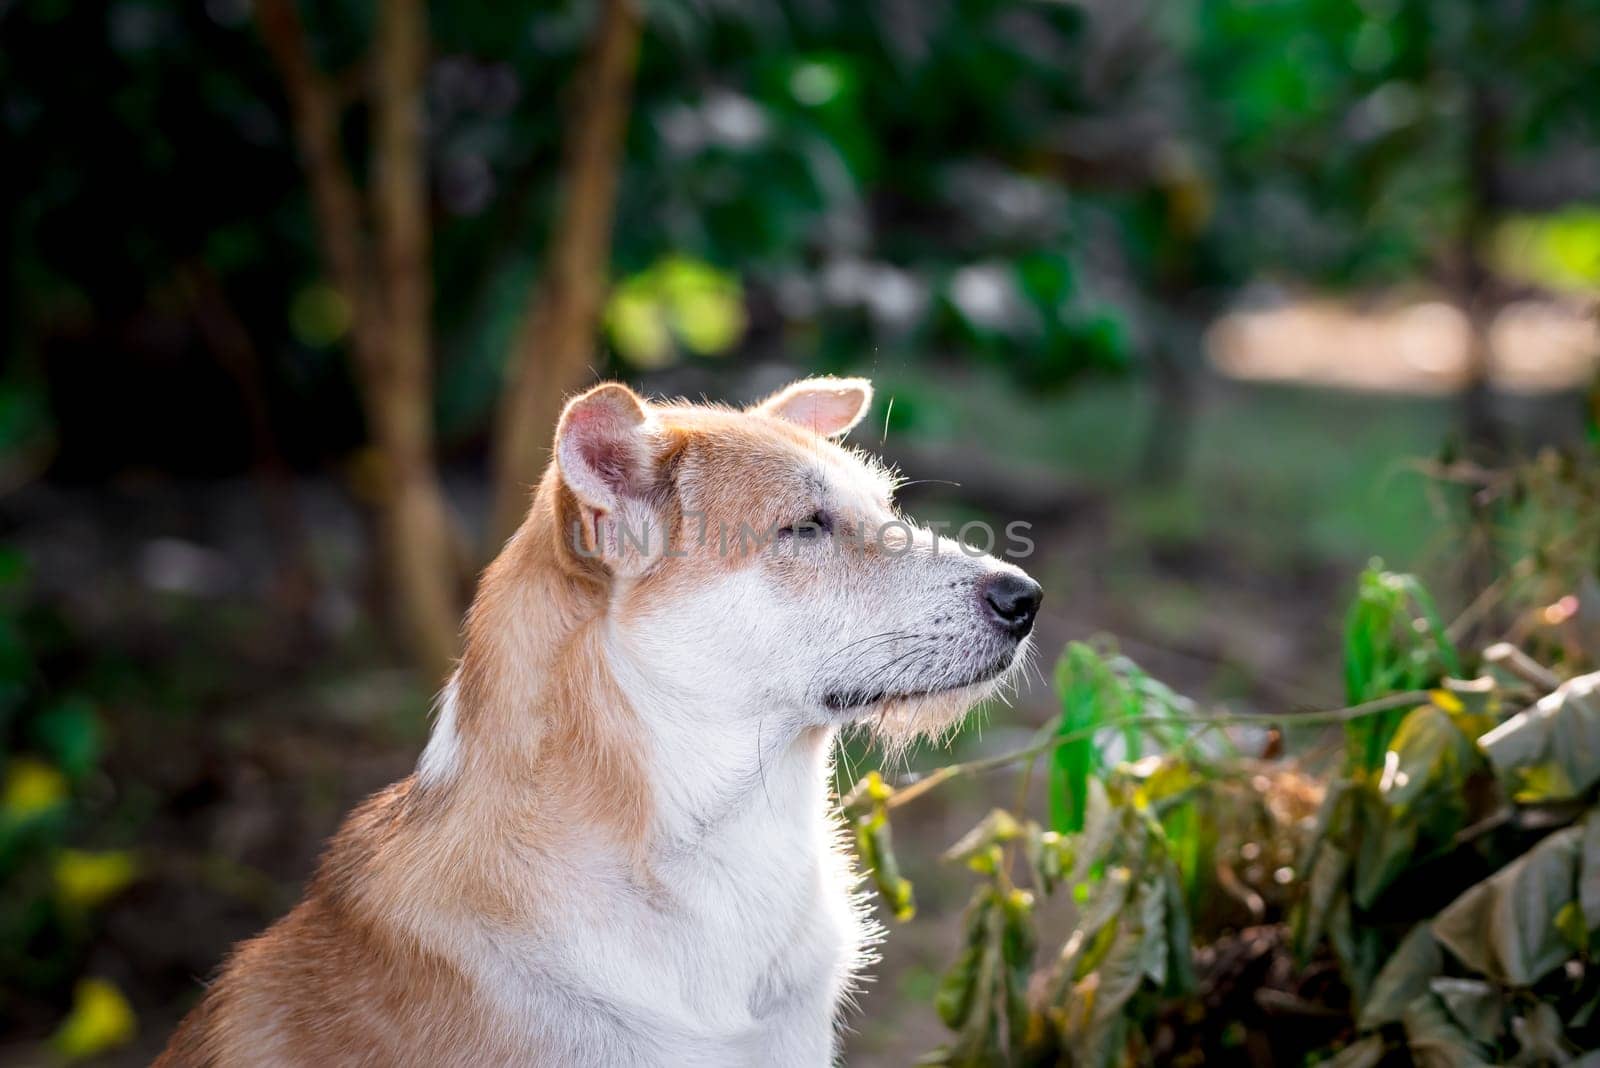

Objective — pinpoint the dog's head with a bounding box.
[551,377,1040,742]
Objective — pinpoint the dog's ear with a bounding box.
[554,383,662,575]
[754,377,873,438]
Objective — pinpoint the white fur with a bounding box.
[415,678,462,787]
[405,396,1031,1066]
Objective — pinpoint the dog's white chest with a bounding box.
[577,809,864,1065]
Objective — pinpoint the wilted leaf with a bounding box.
[1478,671,1600,801]
[1064,865,1133,978]
[855,806,915,921]
[943,809,1022,864]
[1065,778,1116,888]
[1023,822,1067,895]
[1134,878,1168,987]
[1065,917,1145,1068]
[1433,825,1582,986]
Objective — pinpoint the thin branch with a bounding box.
[879,689,1434,812]
[254,0,379,371]
[487,0,643,550]
[370,0,434,448]
[1482,641,1564,691]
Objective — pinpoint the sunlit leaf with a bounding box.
[605,284,673,369]
[288,282,350,348]
[53,978,136,1060]
[3,755,68,819]
[1478,671,1600,801]
[54,849,139,910]
[943,809,1023,864]
[855,805,915,922]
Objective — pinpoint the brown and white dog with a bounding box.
[156,377,1040,1067]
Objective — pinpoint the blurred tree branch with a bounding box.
[488,0,642,550]
[256,0,464,681]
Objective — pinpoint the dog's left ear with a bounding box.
[754,377,873,438]
[554,383,662,575]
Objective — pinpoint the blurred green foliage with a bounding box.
[0,549,139,1058]
[8,0,1593,468]
[856,560,1600,1064]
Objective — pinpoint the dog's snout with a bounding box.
[981,573,1042,637]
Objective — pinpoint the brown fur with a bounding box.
[156,462,657,1066]
[156,388,882,1065]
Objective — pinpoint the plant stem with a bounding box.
[880,689,1434,812]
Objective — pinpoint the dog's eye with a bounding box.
[778,509,832,539]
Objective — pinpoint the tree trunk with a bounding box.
[257,0,462,682]
[370,0,461,680]
[487,0,643,551]
[1457,81,1504,456]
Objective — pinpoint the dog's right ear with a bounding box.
[554,383,660,575]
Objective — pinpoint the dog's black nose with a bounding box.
[982,573,1042,636]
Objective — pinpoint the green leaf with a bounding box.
[30,697,102,780]
[1065,865,1134,978]
[1402,993,1493,1068]
[1359,924,1444,1030]
[1161,866,1196,995]
[1433,825,1583,986]
[1381,705,1476,816]
[1353,781,1416,910]
[1581,811,1600,932]
[1051,644,1108,833]
[1428,979,1505,1046]
[1294,842,1350,959]
[1509,1002,1567,1065]
[1341,567,1460,772]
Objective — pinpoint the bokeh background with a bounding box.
[2,0,1598,1063]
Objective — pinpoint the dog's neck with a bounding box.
[414,469,833,878]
